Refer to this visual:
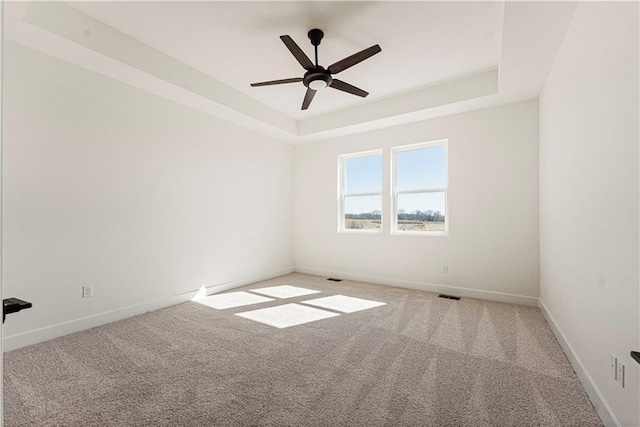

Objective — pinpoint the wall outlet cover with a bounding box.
[82,286,93,298]
[616,362,625,388]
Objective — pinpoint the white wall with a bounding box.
[1,5,5,423]
[539,2,639,426]
[294,100,539,304]
[2,41,294,347]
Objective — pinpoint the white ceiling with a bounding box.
[3,1,579,143]
[68,1,504,120]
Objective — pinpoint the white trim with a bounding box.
[397,187,448,195]
[538,299,618,427]
[294,266,538,306]
[390,139,449,235]
[338,229,382,235]
[392,139,448,153]
[344,191,382,197]
[392,231,449,237]
[337,150,383,233]
[338,148,383,160]
[2,266,294,352]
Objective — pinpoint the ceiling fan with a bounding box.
[250,29,381,110]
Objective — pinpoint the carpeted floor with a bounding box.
[4,273,602,426]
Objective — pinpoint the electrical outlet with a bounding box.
[616,360,625,388]
[610,354,616,377]
[82,286,93,298]
[442,265,449,273]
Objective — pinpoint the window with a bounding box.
[391,140,448,235]
[338,150,383,232]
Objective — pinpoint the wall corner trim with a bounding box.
[2,266,295,353]
[538,298,619,427]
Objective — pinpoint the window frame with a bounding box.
[390,139,449,236]
[337,149,384,234]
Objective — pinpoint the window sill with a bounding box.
[391,231,449,237]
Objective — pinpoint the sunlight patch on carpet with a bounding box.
[302,295,386,313]
[191,285,208,301]
[235,303,339,328]
[250,285,321,299]
[195,291,274,309]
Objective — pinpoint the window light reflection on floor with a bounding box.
[250,285,321,299]
[195,291,274,309]
[191,285,208,301]
[302,295,386,313]
[235,303,340,328]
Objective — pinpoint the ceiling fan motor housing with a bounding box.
[303,67,332,90]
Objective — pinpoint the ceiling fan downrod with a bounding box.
[308,28,324,67]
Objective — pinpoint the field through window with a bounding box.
[392,141,448,234]
[340,151,383,231]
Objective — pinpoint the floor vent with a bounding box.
[438,294,461,301]
[326,278,342,282]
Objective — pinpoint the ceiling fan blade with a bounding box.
[301,87,317,110]
[250,78,303,87]
[329,79,369,97]
[328,44,381,75]
[280,35,315,70]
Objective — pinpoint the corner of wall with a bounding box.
[538,298,618,426]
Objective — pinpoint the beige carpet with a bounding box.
[4,273,601,426]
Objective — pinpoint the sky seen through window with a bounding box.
[345,146,446,215]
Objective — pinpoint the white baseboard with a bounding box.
[3,266,294,352]
[295,266,538,306]
[538,299,618,427]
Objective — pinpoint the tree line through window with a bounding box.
[339,140,448,234]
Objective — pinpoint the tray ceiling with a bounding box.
[4,1,578,143]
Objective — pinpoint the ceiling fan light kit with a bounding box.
[250,29,381,110]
